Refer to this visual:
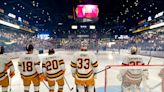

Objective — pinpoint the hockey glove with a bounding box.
[10,71,15,78]
[62,70,66,74]
[4,66,9,72]
[72,73,75,78]
[94,73,97,79]
[143,69,149,80]
[39,73,45,81]
[117,73,122,81]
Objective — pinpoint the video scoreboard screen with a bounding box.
[76,5,99,18]
[75,4,99,23]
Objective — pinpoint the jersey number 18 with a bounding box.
[22,61,33,72]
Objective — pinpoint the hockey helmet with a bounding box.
[48,48,55,55]
[80,40,88,50]
[26,44,34,52]
[130,46,138,54]
[0,46,4,54]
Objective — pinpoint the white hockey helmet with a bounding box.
[130,46,138,54]
[80,40,88,50]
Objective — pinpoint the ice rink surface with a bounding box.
[4,51,164,92]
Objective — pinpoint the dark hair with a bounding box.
[26,44,34,51]
[0,46,4,54]
[48,48,55,55]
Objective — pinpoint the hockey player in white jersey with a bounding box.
[71,40,98,92]
[0,46,15,92]
[18,44,44,92]
[42,48,65,92]
[159,67,164,92]
[120,46,149,92]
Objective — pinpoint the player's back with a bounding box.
[42,54,65,80]
[72,51,97,80]
[0,54,8,73]
[123,54,144,76]
[19,54,39,76]
[0,54,9,80]
[43,54,63,73]
[123,54,144,66]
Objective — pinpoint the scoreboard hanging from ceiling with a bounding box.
[76,5,99,18]
[75,4,99,23]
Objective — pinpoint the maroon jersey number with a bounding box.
[77,58,90,69]
[22,61,33,72]
[46,60,58,71]
[129,61,144,66]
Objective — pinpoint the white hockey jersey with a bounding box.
[42,54,65,81]
[71,51,98,81]
[0,54,15,81]
[121,55,144,84]
[122,54,144,66]
[18,53,42,77]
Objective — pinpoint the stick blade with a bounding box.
[71,87,74,91]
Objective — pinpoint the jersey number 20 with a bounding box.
[46,60,58,71]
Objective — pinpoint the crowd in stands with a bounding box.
[0,29,54,52]
[0,27,164,53]
[111,29,164,51]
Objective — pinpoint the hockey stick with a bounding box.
[42,81,50,90]
[9,77,12,92]
[147,51,152,65]
[95,66,111,75]
[141,51,153,91]
[64,76,73,91]
[150,82,162,90]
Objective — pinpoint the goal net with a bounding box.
[104,65,164,92]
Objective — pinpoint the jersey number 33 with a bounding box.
[77,58,90,69]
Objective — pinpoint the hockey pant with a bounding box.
[0,76,9,92]
[47,77,64,92]
[21,75,40,92]
[121,83,141,92]
[76,85,96,92]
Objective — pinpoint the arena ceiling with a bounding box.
[0,0,164,36]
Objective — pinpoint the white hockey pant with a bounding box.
[2,87,8,92]
[24,86,39,92]
[122,84,140,92]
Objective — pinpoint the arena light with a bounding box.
[150,22,164,29]
[8,13,16,18]
[0,20,20,29]
[71,25,78,29]
[77,35,89,38]
[155,11,164,18]
[89,25,96,29]
[18,17,22,22]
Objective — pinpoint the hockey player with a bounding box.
[71,40,98,92]
[42,48,65,92]
[159,68,164,92]
[18,44,44,92]
[119,46,149,92]
[0,46,15,92]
